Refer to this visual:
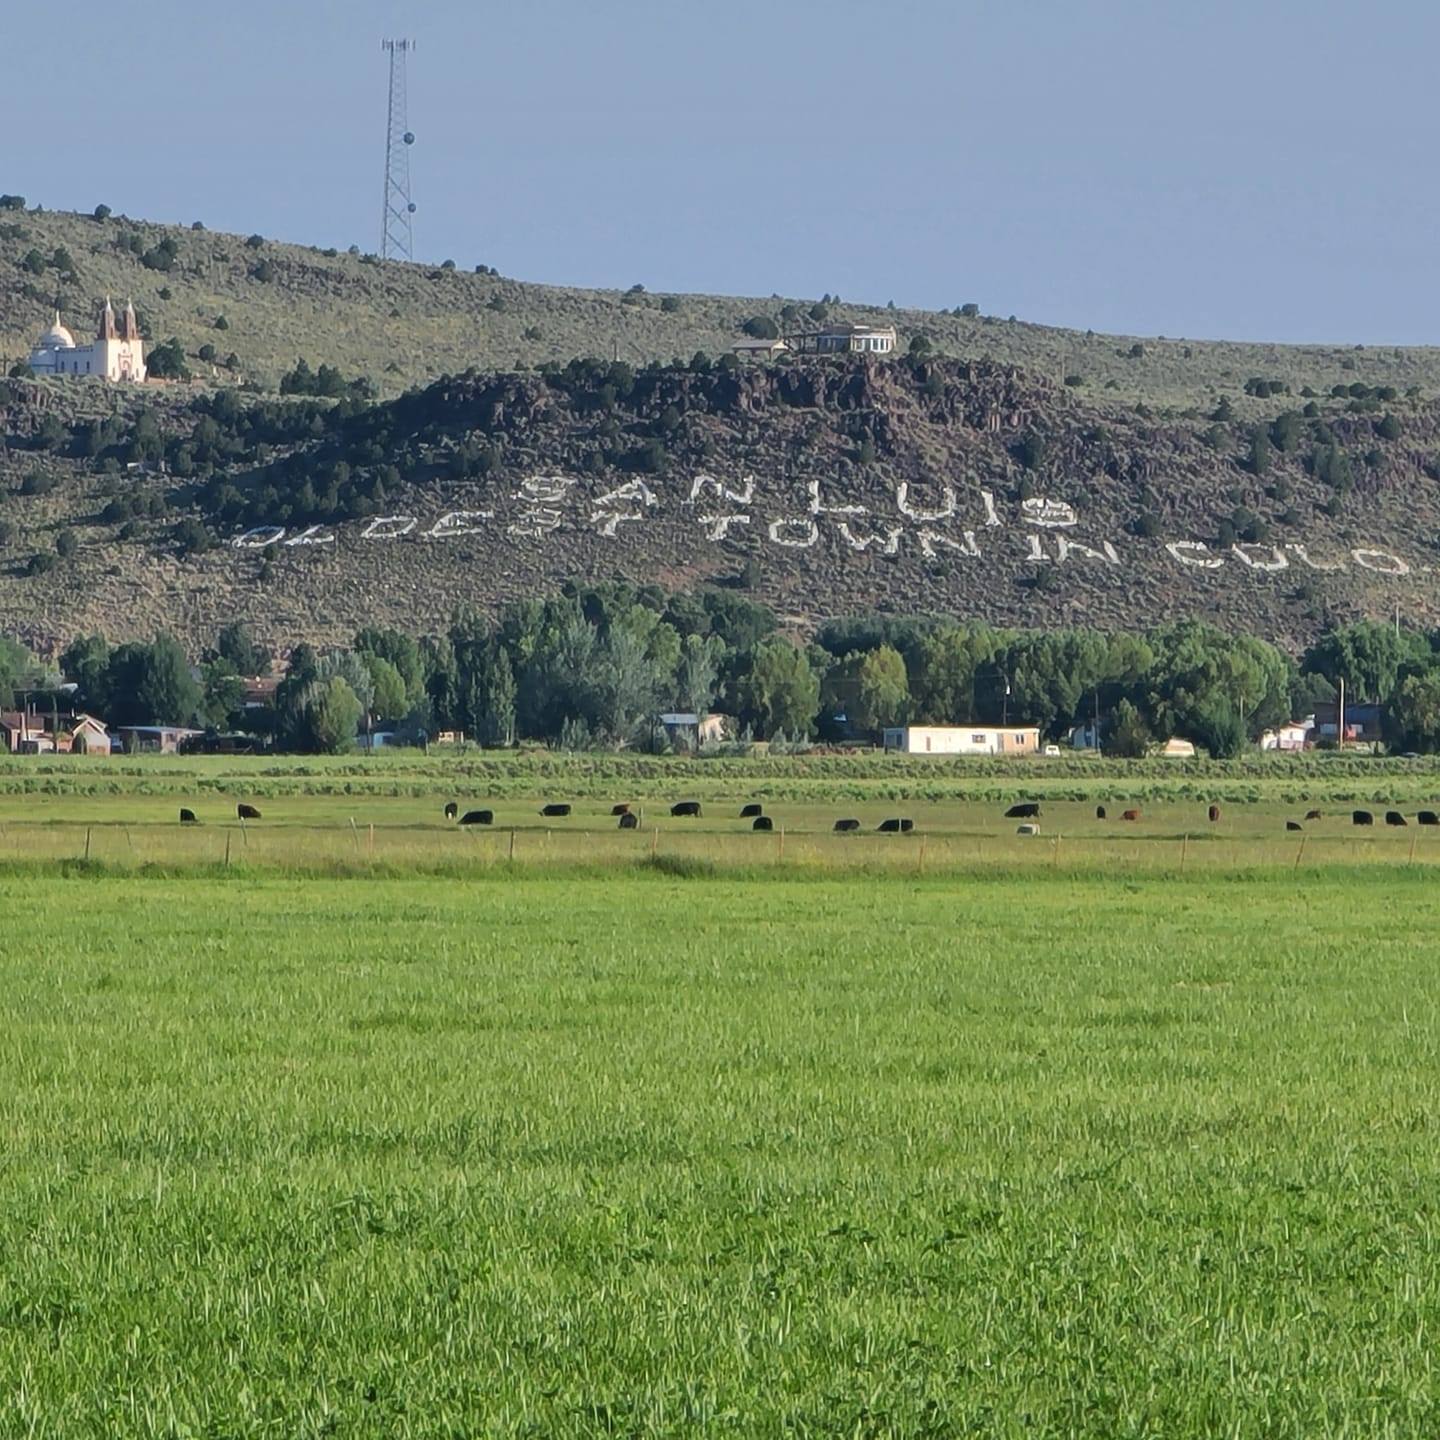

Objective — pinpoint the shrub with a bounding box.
[0,195,25,211]
[93,204,112,221]
[197,344,217,363]
[908,334,934,356]
[26,551,54,576]
[1377,413,1402,441]
[20,472,54,497]
[146,338,191,381]
[245,233,265,249]
[20,249,46,275]
[1064,373,1084,387]
[660,296,682,314]
[440,258,456,270]
[174,517,213,556]
[742,315,779,339]
[1127,343,1145,359]
[250,259,276,283]
[54,528,77,559]
[214,314,230,330]
[959,302,980,317]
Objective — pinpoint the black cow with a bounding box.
[237,803,261,820]
[1286,820,1303,832]
[179,808,198,825]
[459,809,493,826]
[1353,810,1374,826]
[618,811,639,830]
[752,816,774,832]
[1208,804,1221,823]
[671,801,702,818]
[540,803,571,818]
[611,803,630,816]
[1005,802,1041,819]
[878,818,914,833]
[833,818,861,832]
[1386,811,1408,827]
[740,803,763,818]
[444,801,458,820]
[1095,805,1107,820]
[1305,809,1323,821]
[1419,811,1439,826]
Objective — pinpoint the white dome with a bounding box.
[37,314,75,350]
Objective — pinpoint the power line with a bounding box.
[380,39,416,261]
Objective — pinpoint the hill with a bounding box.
[2,204,1440,658]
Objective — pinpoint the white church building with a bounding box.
[28,299,146,382]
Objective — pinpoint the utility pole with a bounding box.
[1338,674,1346,750]
[380,39,417,261]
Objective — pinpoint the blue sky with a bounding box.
[8,0,1437,343]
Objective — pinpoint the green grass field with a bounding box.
[4,756,1440,1435]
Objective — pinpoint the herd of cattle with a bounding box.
[1002,801,1440,832]
[170,800,1440,836]
[444,801,913,833]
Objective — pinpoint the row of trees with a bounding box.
[26,590,1440,756]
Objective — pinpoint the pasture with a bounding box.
[4,754,1440,1434]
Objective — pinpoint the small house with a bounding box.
[657,712,730,749]
[882,725,1041,756]
[732,337,790,360]
[792,323,897,356]
[112,724,202,755]
[1157,737,1196,759]
[1260,718,1312,752]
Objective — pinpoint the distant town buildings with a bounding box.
[28,298,146,381]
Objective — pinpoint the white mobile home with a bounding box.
[882,725,1041,756]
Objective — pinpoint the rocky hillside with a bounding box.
[2,348,1438,657]
[6,203,1440,410]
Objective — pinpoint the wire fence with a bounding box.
[2,819,1437,876]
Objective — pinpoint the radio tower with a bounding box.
[380,39,416,261]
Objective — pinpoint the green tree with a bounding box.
[1102,698,1152,758]
[851,645,909,734]
[215,621,268,676]
[1386,668,1440,753]
[1302,623,1430,704]
[911,624,998,723]
[304,676,362,754]
[199,658,245,729]
[478,646,516,747]
[737,640,820,738]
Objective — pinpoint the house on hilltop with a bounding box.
[790,323,897,356]
[28,298,146,382]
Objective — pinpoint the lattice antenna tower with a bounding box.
[380,39,417,261]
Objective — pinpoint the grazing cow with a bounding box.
[671,801,702,818]
[1095,805,1107,820]
[1017,822,1040,836]
[878,818,914,833]
[1005,802,1041,819]
[540,803,572,818]
[237,803,261,821]
[1286,820,1303,832]
[459,809,493,826]
[1419,811,1439,826]
[1386,810,1408,827]
[1208,804,1221,823]
[740,803,763,818]
[618,811,639,830]
[752,816,774,832]
[1305,809,1323,821]
[179,807,198,825]
[1121,809,1141,822]
[1353,810,1374,826]
[443,802,458,820]
[833,818,861,832]
[611,803,630,816]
